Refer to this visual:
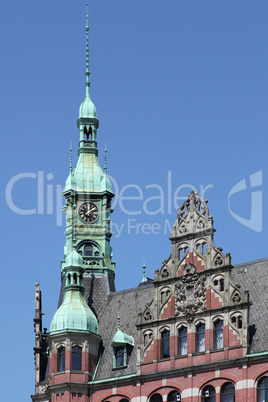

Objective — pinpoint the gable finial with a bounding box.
[85,3,90,97]
[104,139,107,174]
[141,256,147,283]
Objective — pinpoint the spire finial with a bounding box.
[142,257,147,283]
[117,312,120,330]
[104,139,107,174]
[70,138,73,172]
[85,3,90,97]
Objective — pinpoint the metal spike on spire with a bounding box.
[117,312,120,330]
[70,138,73,172]
[85,3,90,97]
[141,257,147,283]
[104,139,107,174]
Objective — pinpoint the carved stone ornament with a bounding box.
[214,254,223,266]
[144,309,152,321]
[161,267,169,278]
[175,263,206,322]
[232,291,241,303]
[38,384,48,394]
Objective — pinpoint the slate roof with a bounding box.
[83,276,154,380]
[54,258,268,381]
[231,257,268,354]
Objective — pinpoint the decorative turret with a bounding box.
[47,248,101,394]
[50,249,98,335]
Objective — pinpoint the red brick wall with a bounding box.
[179,252,205,276]
[90,361,268,402]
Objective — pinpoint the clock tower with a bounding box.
[62,6,115,279]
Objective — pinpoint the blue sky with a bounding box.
[1,1,268,400]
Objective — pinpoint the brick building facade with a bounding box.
[31,8,268,402]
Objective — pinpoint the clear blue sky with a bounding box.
[1,1,268,400]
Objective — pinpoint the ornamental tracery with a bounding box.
[175,263,206,322]
[143,330,154,354]
[177,192,209,235]
[160,288,171,305]
[144,308,153,321]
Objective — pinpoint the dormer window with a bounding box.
[112,315,134,370]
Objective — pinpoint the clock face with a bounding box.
[79,202,98,223]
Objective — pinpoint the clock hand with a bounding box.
[85,207,95,216]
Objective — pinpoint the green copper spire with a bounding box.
[62,4,115,279]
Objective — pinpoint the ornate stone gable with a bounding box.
[175,263,206,322]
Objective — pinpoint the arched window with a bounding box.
[196,323,205,352]
[167,390,181,401]
[214,319,223,349]
[178,327,187,355]
[72,346,82,370]
[258,377,268,402]
[161,329,170,358]
[221,382,235,402]
[58,347,65,372]
[202,385,215,402]
[150,394,163,402]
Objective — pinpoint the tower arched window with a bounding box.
[202,385,215,402]
[58,347,65,372]
[258,377,268,402]
[84,244,93,256]
[72,346,82,370]
[167,390,181,401]
[77,242,101,258]
[161,329,170,358]
[221,382,235,402]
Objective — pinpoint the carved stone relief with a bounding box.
[175,263,206,322]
